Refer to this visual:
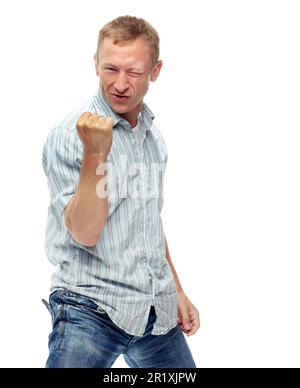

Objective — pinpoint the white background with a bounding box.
[0,0,299,368]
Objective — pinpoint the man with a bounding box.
[42,15,200,368]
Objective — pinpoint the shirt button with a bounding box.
[136,169,141,175]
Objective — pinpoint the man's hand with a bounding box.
[177,290,200,336]
[76,112,114,157]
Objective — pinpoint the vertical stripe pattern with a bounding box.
[42,88,178,336]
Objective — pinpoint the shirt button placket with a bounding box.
[132,131,153,301]
[132,138,144,256]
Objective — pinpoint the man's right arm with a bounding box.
[64,152,109,247]
[64,111,114,247]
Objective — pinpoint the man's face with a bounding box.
[94,36,162,125]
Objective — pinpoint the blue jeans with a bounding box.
[42,289,197,368]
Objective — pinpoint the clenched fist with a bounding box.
[76,112,114,157]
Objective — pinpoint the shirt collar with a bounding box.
[92,87,155,131]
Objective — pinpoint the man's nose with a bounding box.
[114,72,129,93]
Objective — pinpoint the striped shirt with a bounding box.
[42,87,179,336]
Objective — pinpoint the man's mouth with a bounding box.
[112,93,130,100]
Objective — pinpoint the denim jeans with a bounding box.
[42,289,197,368]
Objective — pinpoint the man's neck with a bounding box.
[119,102,142,128]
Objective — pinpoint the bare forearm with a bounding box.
[64,152,109,246]
[165,237,184,293]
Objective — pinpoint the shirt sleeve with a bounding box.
[42,126,83,217]
[151,122,169,164]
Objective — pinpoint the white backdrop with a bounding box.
[0,0,299,368]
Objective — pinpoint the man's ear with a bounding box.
[150,60,163,82]
[94,53,100,77]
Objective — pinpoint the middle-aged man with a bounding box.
[42,15,200,368]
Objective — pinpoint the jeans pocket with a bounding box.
[56,289,107,315]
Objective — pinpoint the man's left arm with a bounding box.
[165,237,200,336]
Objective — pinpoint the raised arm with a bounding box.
[64,112,114,246]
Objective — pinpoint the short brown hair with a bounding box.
[96,15,160,68]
